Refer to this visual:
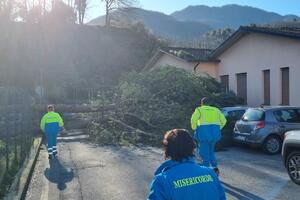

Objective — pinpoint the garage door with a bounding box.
[236,73,247,104]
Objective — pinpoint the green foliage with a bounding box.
[89,67,242,146]
[0,141,28,199]
[88,121,117,145]
[199,28,235,49]
[118,67,242,133]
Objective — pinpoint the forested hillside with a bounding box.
[89,8,212,40]
[171,4,300,29]
[89,5,300,42]
[0,21,160,103]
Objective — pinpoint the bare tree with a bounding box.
[101,0,137,27]
[75,0,87,24]
[0,0,12,20]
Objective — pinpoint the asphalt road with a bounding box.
[25,130,299,200]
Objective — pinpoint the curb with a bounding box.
[4,137,43,200]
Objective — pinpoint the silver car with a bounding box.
[282,130,300,185]
[234,106,300,154]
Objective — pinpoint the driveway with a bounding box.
[25,130,299,200]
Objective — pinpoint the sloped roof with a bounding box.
[210,26,300,58]
[144,47,218,71]
[160,47,214,62]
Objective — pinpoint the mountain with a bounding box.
[171,4,300,29]
[89,8,212,40]
[89,5,300,41]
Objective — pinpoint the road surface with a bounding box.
[26,130,299,200]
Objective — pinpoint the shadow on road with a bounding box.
[44,158,74,190]
[222,182,264,200]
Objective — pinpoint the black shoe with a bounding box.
[48,155,53,160]
[214,168,220,176]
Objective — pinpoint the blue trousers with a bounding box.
[198,141,217,168]
[45,132,58,155]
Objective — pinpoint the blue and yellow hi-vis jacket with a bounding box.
[191,105,227,142]
[148,158,226,200]
[40,111,64,134]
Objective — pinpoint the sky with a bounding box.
[85,0,300,22]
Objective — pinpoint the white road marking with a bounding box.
[40,151,49,200]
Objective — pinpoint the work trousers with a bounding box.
[45,132,58,156]
[198,141,217,168]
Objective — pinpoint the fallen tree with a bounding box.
[88,67,243,146]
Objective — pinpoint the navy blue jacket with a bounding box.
[148,158,226,200]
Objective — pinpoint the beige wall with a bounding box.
[195,62,219,78]
[218,33,300,106]
[153,54,195,72]
[153,54,219,78]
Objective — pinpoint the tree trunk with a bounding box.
[43,0,46,15]
[105,4,110,27]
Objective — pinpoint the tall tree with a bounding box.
[75,0,87,24]
[101,0,137,27]
[199,28,235,49]
[0,0,12,20]
[48,0,76,23]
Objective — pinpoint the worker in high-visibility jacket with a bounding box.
[40,105,64,159]
[191,98,226,175]
[148,129,226,200]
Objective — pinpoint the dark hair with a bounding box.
[163,129,196,161]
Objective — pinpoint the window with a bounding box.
[236,73,247,104]
[263,70,270,105]
[242,109,265,121]
[236,110,247,119]
[281,67,289,105]
[273,109,300,123]
[220,75,229,93]
[228,110,246,121]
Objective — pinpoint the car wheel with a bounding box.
[286,151,300,185]
[263,135,282,154]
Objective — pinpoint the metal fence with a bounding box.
[0,88,40,198]
[0,86,114,198]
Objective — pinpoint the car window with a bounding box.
[222,110,228,117]
[236,110,246,119]
[228,111,238,120]
[242,109,265,121]
[228,110,246,120]
[273,109,300,123]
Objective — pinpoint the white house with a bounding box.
[147,26,300,107]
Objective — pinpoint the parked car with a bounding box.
[233,106,300,154]
[282,130,300,185]
[222,107,248,120]
[218,107,248,147]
